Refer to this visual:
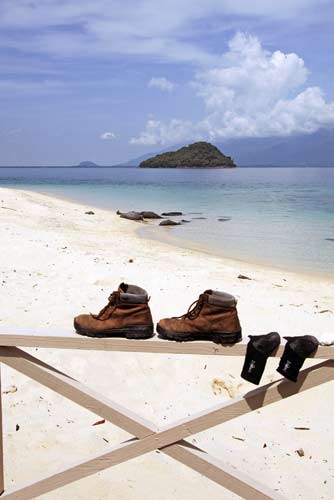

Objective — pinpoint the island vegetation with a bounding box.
[77,161,99,167]
[139,142,236,168]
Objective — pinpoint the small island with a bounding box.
[77,161,99,167]
[139,142,236,168]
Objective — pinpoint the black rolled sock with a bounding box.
[277,335,319,382]
[241,332,281,385]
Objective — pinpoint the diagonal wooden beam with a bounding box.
[163,443,287,500]
[1,348,332,499]
[0,347,154,438]
[0,347,284,499]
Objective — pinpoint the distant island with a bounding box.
[77,161,99,167]
[139,142,236,168]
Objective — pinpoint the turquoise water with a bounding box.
[0,167,333,275]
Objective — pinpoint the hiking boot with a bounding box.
[74,283,154,339]
[157,290,242,344]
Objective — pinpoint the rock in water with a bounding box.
[139,142,236,168]
[159,219,181,226]
[139,211,162,219]
[161,211,183,216]
[118,211,144,221]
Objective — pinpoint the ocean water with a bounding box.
[0,166,333,275]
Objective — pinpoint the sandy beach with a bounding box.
[0,186,333,499]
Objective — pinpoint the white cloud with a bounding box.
[100,131,117,140]
[0,1,328,63]
[148,77,176,92]
[131,33,334,145]
[130,118,199,145]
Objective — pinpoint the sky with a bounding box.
[1,0,334,165]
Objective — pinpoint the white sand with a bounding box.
[0,186,333,499]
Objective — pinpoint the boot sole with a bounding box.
[74,323,154,339]
[156,324,242,344]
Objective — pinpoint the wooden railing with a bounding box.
[0,328,332,500]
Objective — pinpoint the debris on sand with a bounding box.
[92,419,105,426]
[232,435,245,442]
[211,378,242,398]
[238,274,252,280]
[3,385,18,394]
[295,448,305,457]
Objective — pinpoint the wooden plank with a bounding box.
[2,357,332,499]
[0,365,4,495]
[0,347,282,499]
[0,328,332,358]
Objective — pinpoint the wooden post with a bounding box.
[0,364,4,495]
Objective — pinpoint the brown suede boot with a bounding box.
[157,290,242,343]
[74,283,154,339]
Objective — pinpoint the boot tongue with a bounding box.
[118,282,129,293]
[92,292,117,320]
[205,290,237,307]
[118,283,149,304]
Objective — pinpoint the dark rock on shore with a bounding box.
[159,219,181,226]
[139,211,162,219]
[140,142,236,168]
[117,211,144,221]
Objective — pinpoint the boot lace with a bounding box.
[91,292,118,320]
[176,295,204,320]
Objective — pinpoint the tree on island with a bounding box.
[78,161,99,167]
[139,142,236,168]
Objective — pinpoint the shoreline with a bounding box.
[137,223,333,282]
[7,185,333,281]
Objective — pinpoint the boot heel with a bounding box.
[125,325,154,339]
[211,331,242,344]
